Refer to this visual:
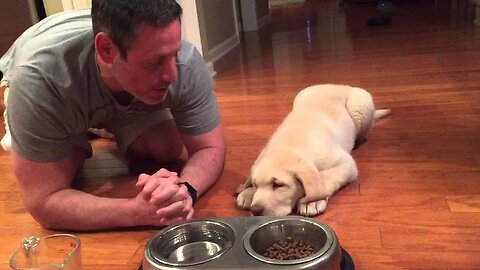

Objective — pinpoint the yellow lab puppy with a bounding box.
[236,84,390,216]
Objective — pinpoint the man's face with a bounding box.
[111,19,182,105]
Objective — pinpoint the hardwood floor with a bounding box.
[1,0,479,269]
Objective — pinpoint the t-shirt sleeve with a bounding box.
[7,66,85,162]
[170,47,221,136]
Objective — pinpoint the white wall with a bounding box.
[43,0,64,16]
[176,0,203,56]
[60,0,91,10]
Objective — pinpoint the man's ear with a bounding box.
[95,32,119,64]
[294,164,329,203]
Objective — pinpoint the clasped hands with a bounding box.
[135,168,194,226]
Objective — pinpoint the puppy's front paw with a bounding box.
[297,199,328,217]
[236,187,255,210]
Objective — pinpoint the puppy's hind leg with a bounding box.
[297,151,358,216]
[321,152,358,196]
[345,87,376,140]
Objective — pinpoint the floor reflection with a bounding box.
[214,0,477,92]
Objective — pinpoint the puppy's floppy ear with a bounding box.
[235,172,253,195]
[294,165,329,203]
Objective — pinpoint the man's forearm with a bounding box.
[180,146,226,197]
[12,147,160,231]
[37,188,138,231]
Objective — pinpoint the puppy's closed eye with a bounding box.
[272,179,285,190]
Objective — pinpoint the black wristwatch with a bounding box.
[180,182,198,205]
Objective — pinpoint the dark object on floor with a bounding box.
[138,247,355,270]
[367,14,392,26]
[366,0,393,26]
[341,247,356,270]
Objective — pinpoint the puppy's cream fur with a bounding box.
[236,84,390,217]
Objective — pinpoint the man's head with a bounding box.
[92,0,183,104]
[92,0,182,59]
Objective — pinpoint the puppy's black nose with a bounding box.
[250,205,264,216]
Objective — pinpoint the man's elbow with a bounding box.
[24,199,63,230]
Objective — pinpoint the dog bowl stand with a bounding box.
[142,216,355,270]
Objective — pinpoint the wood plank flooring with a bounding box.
[1,0,479,269]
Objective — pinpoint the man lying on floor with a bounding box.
[0,0,225,231]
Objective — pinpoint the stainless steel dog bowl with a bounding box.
[243,217,336,265]
[142,217,351,270]
[144,220,235,267]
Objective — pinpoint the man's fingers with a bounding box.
[156,200,190,218]
[159,206,194,225]
[137,171,178,190]
[149,185,182,206]
[138,178,163,201]
[152,168,177,178]
[137,173,182,202]
[151,183,188,205]
[143,179,162,194]
[187,208,194,219]
[156,200,185,216]
[162,175,181,185]
[160,216,184,226]
[136,173,150,187]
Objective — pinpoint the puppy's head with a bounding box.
[248,167,304,216]
[244,152,328,216]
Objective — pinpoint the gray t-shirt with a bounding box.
[0,9,220,162]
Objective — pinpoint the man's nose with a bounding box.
[160,57,177,82]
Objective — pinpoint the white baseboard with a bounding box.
[475,6,480,26]
[207,34,240,64]
[257,13,271,30]
[269,0,305,7]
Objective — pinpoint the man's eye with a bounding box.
[151,60,164,67]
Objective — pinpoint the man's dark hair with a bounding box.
[91,0,182,59]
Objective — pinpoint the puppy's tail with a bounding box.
[374,109,391,121]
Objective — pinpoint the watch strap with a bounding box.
[179,182,198,205]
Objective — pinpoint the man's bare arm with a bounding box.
[11,146,171,231]
[179,123,226,197]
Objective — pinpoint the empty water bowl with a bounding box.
[243,217,341,267]
[143,220,235,267]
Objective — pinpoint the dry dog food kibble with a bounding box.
[263,236,315,260]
